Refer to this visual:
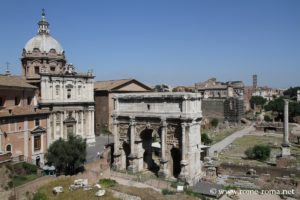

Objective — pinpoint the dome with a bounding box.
[24,34,64,54]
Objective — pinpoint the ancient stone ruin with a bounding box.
[111,92,203,185]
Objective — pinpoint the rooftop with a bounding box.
[0,75,36,89]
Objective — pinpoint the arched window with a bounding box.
[6,144,12,152]
[15,97,20,106]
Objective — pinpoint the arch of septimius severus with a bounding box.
[111,92,203,185]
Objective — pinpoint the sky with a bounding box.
[0,0,299,88]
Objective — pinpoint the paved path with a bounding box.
[86,134,113,163]
[208,125,255,156]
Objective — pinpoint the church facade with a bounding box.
[21,11,95,144]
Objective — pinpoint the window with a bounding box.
[66,85,73,99]
[147,104,151,110]
[67,89,71,99]
[6,144,12,152]
[34,66,39,74]
[34,135,41,151]
[0,97,4,106]
[15,97,20,106]
[27,97,32,105]
[35,118,40,126]
[56,85,60,96]
[78,86,81,96]
[50,66,56,72]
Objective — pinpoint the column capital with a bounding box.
[161,118,167,127]
[129,116,136,126]
[112,116,119,125]
[181,122,187,128]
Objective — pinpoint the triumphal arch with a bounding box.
[112,92,203,185]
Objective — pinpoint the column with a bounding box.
[128,117,137,172]
[53,113,57,139]
[75,111,78,136]
[81,111,84,137]
[112,116,121,169]
[61,112,65,139]
[283,99,289,145]
[158,118,168,177]
[91,109,95,135]
[282,99,290,157]
[179,122,189,182]
[24,118,29,158]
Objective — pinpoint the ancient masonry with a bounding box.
[112,92,203,185]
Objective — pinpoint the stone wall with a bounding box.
[202,99,225,120]
[219,163,300,178]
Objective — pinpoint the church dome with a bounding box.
[24,10,64,54]
[25,34,63,54]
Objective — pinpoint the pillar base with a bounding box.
[178,160,189,183]
[281,146,291,157]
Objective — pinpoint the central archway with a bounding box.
[140,129,160,174]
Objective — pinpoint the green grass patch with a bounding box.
[99,178,117,188]
[13,174,39,187]
[161,188,175,195]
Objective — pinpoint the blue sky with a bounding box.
[0,0,299,88]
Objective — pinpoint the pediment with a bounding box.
[31,126,46,134]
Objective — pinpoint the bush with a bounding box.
[211,118,219,128]
[99,178,117,188]
[201,133,212,145]
[22,162,37,174]
[162,189,175,195]
[32,191,48,200]
[264,115,272,122]
[245,145,271,161]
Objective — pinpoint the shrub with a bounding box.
[211,118,219,128]
[99,178,117,188]
[201,133,212,145]
[264,115,272,122]
[245,145,271,161]
[162,189,175,195]
[22,162,37,174]
[32,191,48,200]
[7,181,13,188]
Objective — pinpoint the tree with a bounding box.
[264,97,300,121]
[250,96,267,110]
[46,135,86,175]
[245,145,271,161]
[283,87,300,100]
[201,133,212,145]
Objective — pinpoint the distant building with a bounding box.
[94,79,152,133]
[0,75,49,166]
[195,78,244,123]
[195,78,244,99]
[173,86,195,92]
[252,86,284,101]
[21,11,95,144]
[297,90,300,102]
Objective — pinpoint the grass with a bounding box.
[13,174,39,187]
[219,135,282,166]
[99,178,117,188]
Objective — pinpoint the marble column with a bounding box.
[283,99,289,145]
[81,111,84,137]
[158,119,168,177]
[179,122,189,182]
[128,117,137,172]
[282,99,290,156]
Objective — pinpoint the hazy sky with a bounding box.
[0,0,299,88]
